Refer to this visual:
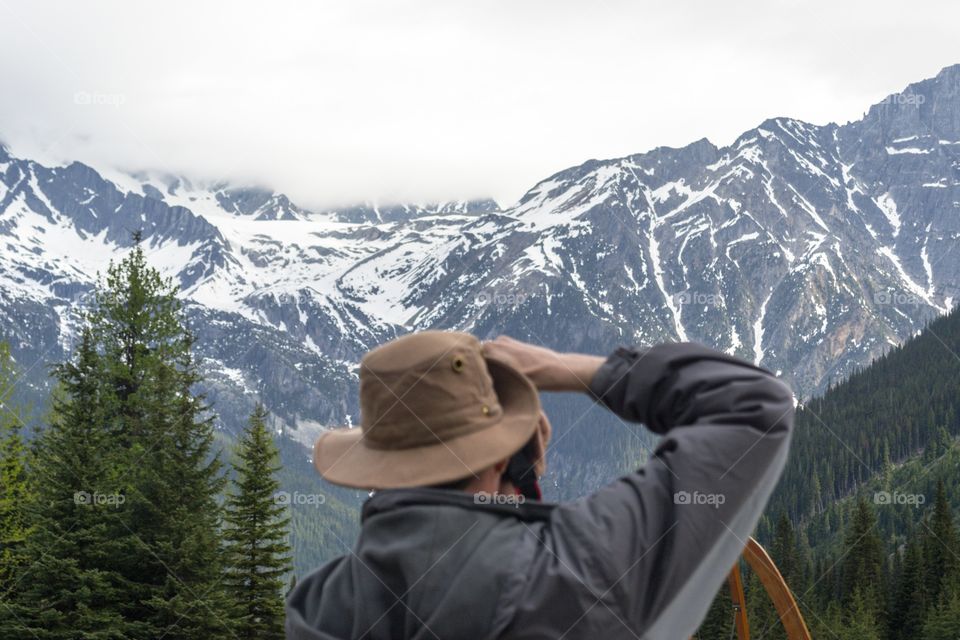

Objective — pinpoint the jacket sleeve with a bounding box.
[524,342,794,639]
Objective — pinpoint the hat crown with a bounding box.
[359,332,503,449]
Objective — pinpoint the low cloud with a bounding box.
[1,0,957,210]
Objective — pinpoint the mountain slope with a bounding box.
[4,65,960,574]
[763,302,960,536]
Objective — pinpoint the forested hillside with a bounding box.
[767,303,960,529]
[696,303,960,639]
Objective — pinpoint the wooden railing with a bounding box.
[693,537,812,640]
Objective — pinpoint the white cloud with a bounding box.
[0,0,957,209]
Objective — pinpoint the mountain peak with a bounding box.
[850,63,960,146]
[934,62,960,80]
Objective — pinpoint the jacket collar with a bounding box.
[361,487,557,523]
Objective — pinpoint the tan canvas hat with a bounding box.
[313,331,542,489]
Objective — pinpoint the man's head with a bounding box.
[433,411,552,496]
[312,331,549,494]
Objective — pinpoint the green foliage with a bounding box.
[923,480,960,602]
[695,306,960,638]
[94,243,232,639]
[8,243,235,638]
[0,341,30,593]
[835,588,883,640]
[923,588,960,640]
[840,496,884,605]
[888,529,928,640]
[274,435,360,576]
[693,584,737,639]
[224,405,292,640]
[766,305,960,531]
[9,329,141,638]
[771,512,799,587]
[743,567,785,640]
[0,342,34,636]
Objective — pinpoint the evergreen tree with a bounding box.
[794,527,814,597]
[809,470,823,516]
[9,330,140,638]
[836,588,882,640]
[924,427,952,463]
[888,533,928,640]
[132,365,231,640]
[11,241,232,638]
[840,496,883,605]
[771,512,799,585]
[87,243,231,639]
[923,589,960,640]
[224,405,292,640]
[740,305,960,637]
[810,600,843,640]
[923,479,959,603]
[881,439,892,488]
[0,341,30,594]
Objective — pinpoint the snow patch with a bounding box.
[875,193,901,237]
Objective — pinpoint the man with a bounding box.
[286,331,795,639]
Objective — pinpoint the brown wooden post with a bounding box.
[727,563,750,640]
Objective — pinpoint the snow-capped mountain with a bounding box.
[3,64,960,469]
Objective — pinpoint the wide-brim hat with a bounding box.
[313,331,542,489]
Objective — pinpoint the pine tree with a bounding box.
[0,341,30,594]
[86,242,231,639]
[9,329,140,638]
[771,512,799,585]
[224,405,292,640]
[840,496,883,605]
[836,587,882,640]
[923,479,959,604]
[133,365,231,640]
[925,427,952,462]
[0,342,33,637]
[888,532,928,640]
[923,588,960,640]
[881,439,892,488]
[809,470,823,516]
[794,527,814,598]
[811,600,843,640]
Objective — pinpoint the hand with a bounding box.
[482,335,604,392]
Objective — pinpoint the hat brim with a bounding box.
[312,353,541,490]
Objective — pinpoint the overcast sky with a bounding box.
[0,1,958,210]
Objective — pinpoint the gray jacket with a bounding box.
[286,342,795,639]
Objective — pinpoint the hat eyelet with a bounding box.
[451,356,465,373]
[481,404,491,416]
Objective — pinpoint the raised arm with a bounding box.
[487,338,795,639]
